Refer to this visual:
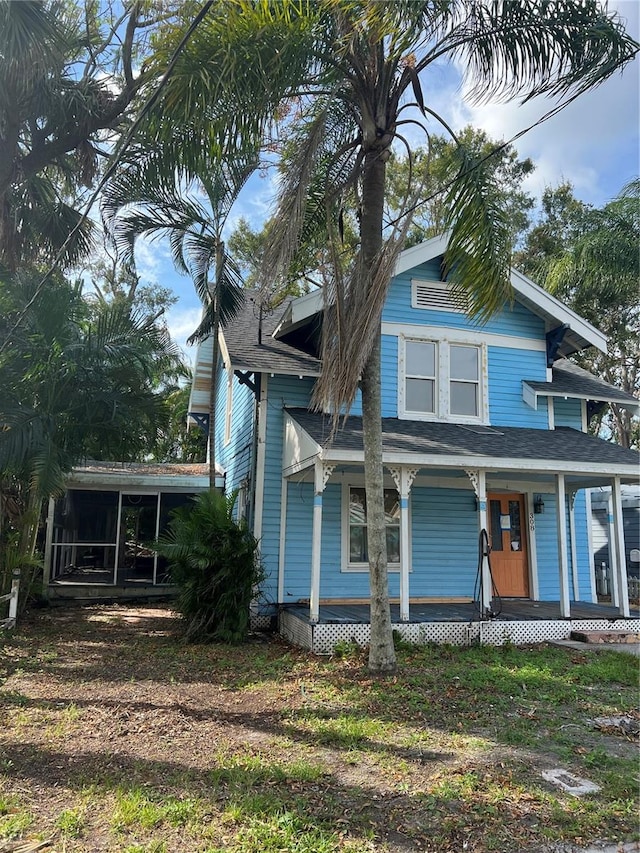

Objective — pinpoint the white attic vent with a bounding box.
[412,279,468,313]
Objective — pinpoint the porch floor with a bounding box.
[284,599,639,625]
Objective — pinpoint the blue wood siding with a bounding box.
[488,346,548,427]
[282,483,480,601]
[572,491,592,601]
[554,397,583,429]
[383,263,546,341]
[534,493,560,600]
[410,487,479,597]
[215,363,255,494]
[260,374,317,607]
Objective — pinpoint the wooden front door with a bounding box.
[487,493,529,597]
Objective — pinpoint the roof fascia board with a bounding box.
[317,447,639,477]
[234,362,321,378]
[510,268,607,354]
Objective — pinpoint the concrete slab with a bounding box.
[549,638,640,657]
[541,768,601,797]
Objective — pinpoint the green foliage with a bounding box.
[157,490,264,643]
[517,180,639,447]
[386,127,536,251]
[0,0,168,270]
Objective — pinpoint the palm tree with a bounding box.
[149,0,638,672]
[101,151,257,486]
[546,179,640,448]
[0,267,182,605]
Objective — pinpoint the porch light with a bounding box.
[533,495,545,514]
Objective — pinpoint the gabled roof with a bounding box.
[523,359,640,413]
[274,234,607,358]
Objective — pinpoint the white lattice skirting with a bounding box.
[278,610,640,655]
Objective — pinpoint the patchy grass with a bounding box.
[0,604,637,852]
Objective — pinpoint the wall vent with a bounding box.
[412,280,467,313]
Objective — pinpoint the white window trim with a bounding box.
[398,333,488,424]
[224,369,233,445]
[341,480,404,573]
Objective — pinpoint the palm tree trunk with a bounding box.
[360,148,396,674]
[209,306,220,489]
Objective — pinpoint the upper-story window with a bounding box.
[399,336,486,423]
[450,344,479,417]
[405,340,436,414]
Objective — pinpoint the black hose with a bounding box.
[474,529,502,619]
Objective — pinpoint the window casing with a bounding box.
[399,336,486,423]
[343,484,401,571]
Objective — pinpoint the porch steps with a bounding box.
[570,629,640,645]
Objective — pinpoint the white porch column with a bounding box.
[310,461,334,624]
[607,491,620,607]
[611,476,630,617]
[568,490,580,602]
[42,497,55,592]
[389,467,419,621]
[467,470,490,614]
[555,474,571,618]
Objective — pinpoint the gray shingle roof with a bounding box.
[286,408,640,468]
[525,359,639,409]
[224,293,321,376]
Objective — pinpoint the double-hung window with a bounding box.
[346,486,400,570]
[405,340,436,415]
[400,337,485,422]
[450,344,480,417]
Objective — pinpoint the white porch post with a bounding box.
[310,461,334,624]
[555,474,571,618]
[607,491,620,607]
[611,476,630,617]
[389,467,419,622]
[568,490,580,602]
[42,497,55,591]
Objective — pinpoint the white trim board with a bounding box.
[382,322,546,352]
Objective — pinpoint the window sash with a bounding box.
[401,337,483,421]
[348,487,400,565]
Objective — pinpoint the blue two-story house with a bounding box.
[189,235,639,652]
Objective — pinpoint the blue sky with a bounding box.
[129,1,639,363]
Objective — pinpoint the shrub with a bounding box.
[156,490,263,643]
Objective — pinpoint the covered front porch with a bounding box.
[279,410,639,647]
[279,598,640,655]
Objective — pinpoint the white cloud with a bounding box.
[166,306,203,367]
[443,1,640,206]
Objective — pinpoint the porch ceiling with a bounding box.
[283,409,640,485]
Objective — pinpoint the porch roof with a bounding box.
[284,408,640,481]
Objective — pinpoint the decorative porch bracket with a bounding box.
[310,462,335,624]
[388,467,419,621]
[235,370,257,395]
[189,412,210,435]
